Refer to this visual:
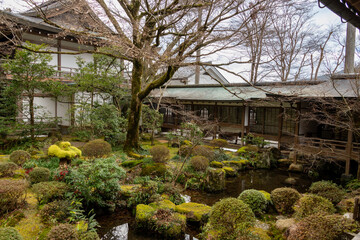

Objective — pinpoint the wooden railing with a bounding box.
[297,136,360,161]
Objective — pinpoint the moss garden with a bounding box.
[1,134,360,240]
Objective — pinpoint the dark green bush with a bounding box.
[0,162,18,177]
[287,213,360,240]
[0,179,28,215]
[149,145,170,163]
[208,198,255,238]
[190,156,209,171]
[40,200,71,224]
[192,145,214,160]
[79,231,100,240]
[9,150,30,166]
[309,181,346,204]
[238,189,267,215]
[47,223,77,240]
[178,145,192,157]
[32,181,68,204]
[0,227,23,240]
[210,139,228,148]
[346,179,360,191]
[82,139,112,158]
[29,167,51,184]
[66,157,125,208]
[293,194,335,219]
[270,187,300,214]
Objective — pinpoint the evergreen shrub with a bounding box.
[9,150,30,166]
[82,139,112,158]
[270,187,300,214]
[190,156,209,171]
[29,167,51,184]
[308,181,346,204]
[149,145,170,163]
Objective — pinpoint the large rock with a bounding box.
[288,163,303,173]
[205,168,226,192]
[284,177,297,185]
[149,199,176,211]
[175,202,211,222]
[275,218,296,232]
[223,167,237,177]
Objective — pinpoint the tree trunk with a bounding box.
[29,95,35,140]
[124,60,143,152]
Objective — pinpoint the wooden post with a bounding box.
[345,128,353,175]
[345,23,356,74]
[241,105,246,146]
[262,108,265,135]
[277,105,284,149]
[57,39,61,76]
[214,102,218,139]
[294,103,301,146]
[353,197,360,221]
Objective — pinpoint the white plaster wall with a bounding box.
[61,49,93,69]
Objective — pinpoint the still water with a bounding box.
[97,169,312,240]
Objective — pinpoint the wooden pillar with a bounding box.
[345,128,353,175]
[57,39,61,76]
[277,105,284,149]
[345,23,356,74]
[241,105,246,146]
[262,108,265,135]
[214,102,218,139]
[294,103,301,146]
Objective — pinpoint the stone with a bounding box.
[284,177,297,185]
[149,199,176,211]
[278,158,292,167]
[343,212,353,219]
[288,163,303,172]
[223,167,237,177]
[256,151,271,169]
[205,168,226,192]
[135,204,155,225]
[222,160,248,171]
[289,151,297,162]
[175,202,211,222]
[275,218,296,232]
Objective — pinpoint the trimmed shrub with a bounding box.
[9,150,30,166]
[210,139,228,148]
[178,145,192,157]
[149,145,170,163]
[0,227,23,240]
[48,142,81,159]
[271,187,300,214]
[47,223,78,240]
[287,213,360,240]
[0,179,28,215]
[190,156,209,171]
[29,167,51,184]
[192,145,214,160]
[238,189,267,215]
[293,194,335,219]
[141,163,167,177]
[0,162,18,177]
[82,139,112,158]
[209,198,255,236]
[79,232,100,240]
[309,181,346,204]
[32,181,68,204]
[40,200,71,224]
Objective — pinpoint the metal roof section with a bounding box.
[151,78,359,101]
[319,0,360,29]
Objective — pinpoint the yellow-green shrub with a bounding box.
[0,162,18,177]
[308,181,346,204]
[9,150,30,166]
[32,181,68,204]
[0,179,28,216]
[0,227,23,240]
[271,187,300,214]
[192,145,214,160]
[293,194,335,219]
[238,189,267,215]
[178,145,192,157]
[82,139,111,158]
[149,145,170,163]
[47,223,77,240]
[190,156,209,171]
[210,139,228,148]
[29,167,51,184]
[40,200,71,224]
[48,141,82,159]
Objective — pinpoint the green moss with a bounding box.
[121,160,143,168]
[175,202,211,222]
[149,200,176,211]
[293,194,335,219]
[48,142,81,159]
[205,168,226,192]
[259,190,271,202]
[209,161,223,168]
[119,184,141,197]
[223,167,237,177]
[250,227,271,240]
[141,163,167,177]
[135,204,155,224]
[223,160,248,171]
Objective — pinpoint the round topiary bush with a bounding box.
[47,223,78,240]
[190,156,209,171]
[40,200,71,224]
[29,167,51,184]
[210,139,228,148]
[271,187,300,214]
[209,198,255,235]
[0,179,28,215]
[82,139,112,158]
[287,213,359,240]
[32,181,68,204]
[192,145,214,160]
[149,145,170,163]
[9,150,31,166]
[0,227,23,240]
[0,162,18,177]
[79,231,100,240]
[178,145,192,157]
[293,194,335,219]
[308,181,346,204]
[238,189,267,215]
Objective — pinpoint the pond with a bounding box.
[97,169,312,240]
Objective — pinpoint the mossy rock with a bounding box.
[223,167,237,177]
[223,160,248,171]
[141,163,167,177]
[259,190,272,203]
[48,141,81,159]
[149,209,186,238]
[135,204,156,225]
[119,184,141,197]
[209,161,223,168]
[121,160,143,168]
[205,168,226,192]
[175,202,211,222]
[149,199,176,211]
[237,145,259,154]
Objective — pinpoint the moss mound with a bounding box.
[293,194,335,219]
[271,187,300,214]
[82,139,111,158]
[9,150,30,166]
[149,199,176,211]
[308,181,346,204]
[175,202,211,222]
[48,141,81,159]
[141,163,167,177]
[223,166,237,177]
